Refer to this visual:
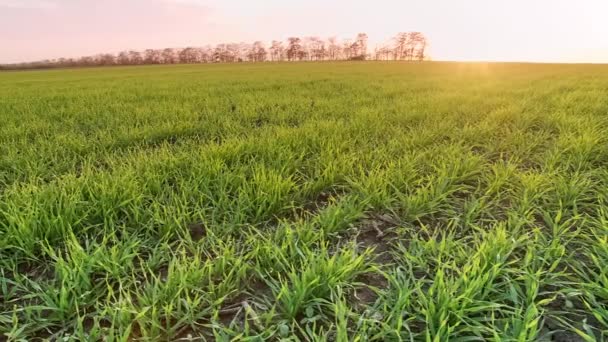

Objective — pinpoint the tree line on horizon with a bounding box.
[1,32,428,71]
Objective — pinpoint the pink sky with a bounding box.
[1,0,607,63]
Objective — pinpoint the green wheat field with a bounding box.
[1,62,608,341]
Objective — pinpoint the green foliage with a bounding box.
[1,62,608,340]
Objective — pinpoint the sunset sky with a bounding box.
[1,0,607,64]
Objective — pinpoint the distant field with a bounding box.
[2,62,608,341]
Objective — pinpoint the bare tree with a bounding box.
[144,49,161,64]
[197,46,211,63]
[65,58,77,67]
[409,32,427,61]
[342,39,353,60]
[161,48,177,64]
[391,32,427,61]
[179,47,199,63]
[354,33,368,60]
[248,41,267,62]
[56,57,67,67]
[286,37,302,61]
[269,40,284,61]
[129,51,143,64]
[404,33,415,61]
[327,37,341,61]
[226,43,241,62]
[307,37,326,61]
[117,51,131,65]
[213,44,225,62]
[144,49,154,64]
[97,53,116,66]
[375,44,393,61]
[393,32,408,60]
[302,37,315,61]
[237,43,251,62]
[77,56,95,67]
